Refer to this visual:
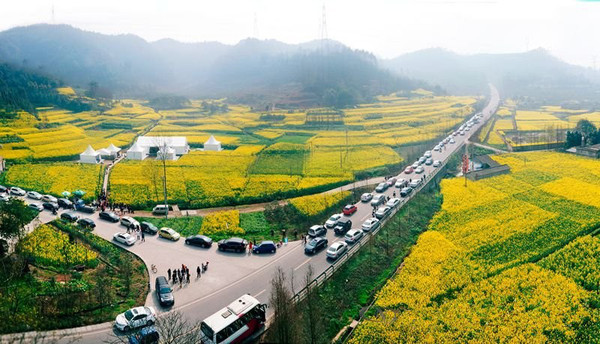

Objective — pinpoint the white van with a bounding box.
[152,204,169,215]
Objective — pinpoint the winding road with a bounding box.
[0,85,499,343]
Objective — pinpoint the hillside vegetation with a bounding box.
[351,152,600,343]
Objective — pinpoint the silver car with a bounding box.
[326,241,348,260]
[362,218,380,232]
[42,195,58,203]
[375,206,391,219]
[344,229,364,244]
[27,191,42,200]
[360,193,373,202]
[9,187,26,196]
[113,232,136,246]
[115,306,156,332]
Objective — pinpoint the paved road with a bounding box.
[2,85,499,343]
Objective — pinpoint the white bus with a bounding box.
[200,294,267,344]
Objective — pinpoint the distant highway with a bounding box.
[1,84,499,343]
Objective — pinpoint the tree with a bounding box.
[267,267,299,343]
[0,199,36,241]
[576,119,597,144]
[565,131,582,148]
[154,138,171,219]
[103,311,202,344]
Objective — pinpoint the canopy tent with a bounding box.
[107,143,121,154]
[126,142,147,160]
[157,147,177,161]
[204,135,222,151]
[96,148,111,156]
[80,145,102,164]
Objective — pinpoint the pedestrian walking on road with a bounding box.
[303,235,307,245]
[141,230,145,242]
[186,270,190,283]
[168,268,171,281]
[248,241,253,253]
[197,266,201,278]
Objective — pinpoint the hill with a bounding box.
[0,24,423,107]
[385,48,600,102]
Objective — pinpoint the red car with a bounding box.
[404,166,414,174]
[343,204,358,215]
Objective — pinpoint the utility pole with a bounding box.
[462,143,469,187]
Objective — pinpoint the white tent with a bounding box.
[204,135,222,151]
[107,143,121,155]
[126,142,147,160]
[135,136,189,155]
[157,147,177,161]
[80,145,102,164]
[96,148,111,156]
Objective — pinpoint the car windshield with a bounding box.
[124,310,134,320]
[308,239,318,246]
[328,216,337,221]
[160,287,172,293]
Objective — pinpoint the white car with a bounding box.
[326,241,348,260]
[449,138,456,144]
[433,160,442,167]
[360,193,373,202]
[113,232,136,246]
[115,306,156,332]
[27,191,42,200]
[415,166,425,174]
[465,127,471,131]
[362,218,380,232]
[386,198,401,208]
[42,195,58,203]
[411,161,419,169]
[9,187,26,196]
[121,216,140,228]
[410,179,423,188]
[459,131,465,136]
[433,145,441,152]
[395,178,408,188]
[325,214,343,228]
[424,150,432,158]
[0,195,9,202]
[345,229,364,244]
[375,206,392,219]
[28,203,43,212]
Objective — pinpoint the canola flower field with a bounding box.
[351,151,600,343]
[1,90,477,208]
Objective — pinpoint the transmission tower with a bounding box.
[319,4,328,52]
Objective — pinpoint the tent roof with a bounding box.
[96,148,111,155]
[205,135,221,145]
[107,143,121,153]
[81,145,98,156]
[128,142,144,153]
[136,136,187,148]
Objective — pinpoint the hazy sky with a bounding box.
[2,0,600,68]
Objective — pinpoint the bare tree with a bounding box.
[154,138,170,219]
[1,332,80,344]
[302,264,323,344]
[103,311,202,344]
[267,267,299,344]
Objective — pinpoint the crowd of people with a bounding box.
[167,263,209,287]
[93,192,135,215]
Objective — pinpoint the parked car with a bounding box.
[99,211,119,222]
[325,214,343,228]
[158,227,180,241]
[0,194,9,202]
[114,232,136,246]
[326,241,348,260]
[27,191,42,200]
[252,241,277,254]
[360,193,373,202]
[43,202,59,211]
[433,160,442,167]
[415,166,425,174]
[433,145,441,152]
[42,195,58,203]
[386,177,397,186]
[9,187,26,196]
[121,216,140,228]
[375,182,388,193]
[152,205,169,216]
[411,161,419,169]
[185,235,212,247]
[76,203,95,213]
[114,306,156,332]
[459,131,465,136]
[304,237,328,254]
[370,194,388,207]
[409,179,422,189]
[58,198,73,209]
[344,229,364,244]
[0,185,7,193]
[77,218,96,229]
[375,206,392,219]
[362,218,380,232]
[155,276,174,307]
[425,158,433,165]
[218,237,248,252]
[386,198,401,208]
[449,138,456,144]
[424,150,432,158]
[395,178,408,188]
[342,204,357,215]
[400,187,413,197]
[28,203,43,212]
[60,212,79,222]
[308,225,326,238]
[128,326,159,344]
[334,217,352,235]
[140,222,158,234]
[418,156,426,165]
[404,166,414,174]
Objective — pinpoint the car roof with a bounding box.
[260,241,275,245]
[337,217,351,223]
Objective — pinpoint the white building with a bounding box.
[204,135,222,151]
[126,136,189,160]
[80,145,102,164]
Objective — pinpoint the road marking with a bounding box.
[294,258,311,271]
[254,289,267,298]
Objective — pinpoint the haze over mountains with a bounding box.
[1,24,599,107]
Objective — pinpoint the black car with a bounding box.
[185,235,213,248]
[60,212,79,222]
[155,276,174,307]
[141,222,158,234]
[99,211,119,222]
[334,217,352,235]
[252,241,277,254]
[76,204,95,213]
[400,187,413,197]
[43,202,59,211]
[217,237,248,252]
[304,237,328,254]
[58,198,73,209]
[77,218,96,229]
